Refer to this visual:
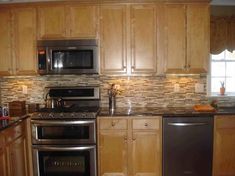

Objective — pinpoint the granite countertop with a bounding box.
[99,107,235,117]
[0,115,29,132]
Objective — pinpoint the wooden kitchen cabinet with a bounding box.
[213,115,235,176]
[165,3,209,74]
[7,135,28,176]
[98,116,162,176]
[38,4,98,39]
[100,4,157,75]
[0,135,7,176]
[100,5,128,75]
[38,5,66,39]
[0,9,13,76]
[68,5,98,38]
[12,7,37,75]
[130,5,157,74]
[0,119,29,176]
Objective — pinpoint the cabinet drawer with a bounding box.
[132,118,160,130]
[5,121,24,143]
[99,118,127,130]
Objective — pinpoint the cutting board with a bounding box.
[193,105,216,112]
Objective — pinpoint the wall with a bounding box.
[1,75,235,108]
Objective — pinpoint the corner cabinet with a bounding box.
[213,115,235,176]
[0,9,13,76]
[38,4,98,39]
[98,116,162,176]
[100,4,157,75]
[165,3,209,74]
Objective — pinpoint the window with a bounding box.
[210,50,235,95]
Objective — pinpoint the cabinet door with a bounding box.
[187,4,209,73]
[213,116,235,176]
[0,9,13,76]
[8,136,28,176]
[68,5,97,38]
[131,131,161,176]
[165,4,186,73]
[13,8,37,75]
[99,130,128,176]
[130,5,157,75]
[0,149,7,176]
[38,5,66,39]
[100,5,127,74]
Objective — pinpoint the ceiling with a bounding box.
[0,0,235,5]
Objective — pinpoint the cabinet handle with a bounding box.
[111,121,115,127]
[188,64,191,69]
[144,123,148,127]
[132,137,136,141]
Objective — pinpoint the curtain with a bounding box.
[210,16,235,54]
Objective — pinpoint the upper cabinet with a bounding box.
[165,3,209,74]
[100,4,157,75]
[100,5,128,75]
[0,9,13,76]
[68,5,98,38]
[130,5,157,74]
[38,5,67,39]
[38,4,98,39]
[12,7,37,75]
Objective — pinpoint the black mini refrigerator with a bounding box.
[163,116,213,176]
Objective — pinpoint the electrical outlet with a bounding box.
[174,84,180,92]
[195,83,204,93]
[22,85,28,94]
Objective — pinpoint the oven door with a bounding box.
[48,46,98,74]
[31,120,96,145]
[33,145,96,176]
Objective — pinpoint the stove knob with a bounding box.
[60,113,64,118]
[49,113,54,118]
[82,114,86,118]
[38,113,42,118]
[71,113,75,118]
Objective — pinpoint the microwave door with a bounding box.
[48,47,98,74]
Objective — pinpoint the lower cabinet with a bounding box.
[98,116,162,176]
[213,115,235,176]
[0,119,29,176]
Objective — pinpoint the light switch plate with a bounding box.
[195,83,204,93]
[174,84,180,92]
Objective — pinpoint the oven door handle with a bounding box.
[33,145,96,151]
[31,120,95,125]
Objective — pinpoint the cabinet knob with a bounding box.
[144,123,148,127]
[132,137,136,141]
[111,121,115,127]
[124,136,127,141]
[188,64,191,69]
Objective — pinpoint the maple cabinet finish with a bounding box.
[68,5,98,38]
[38,4,98,39]
[0,9,13,76]
[213,115,235,176]
[0,120,29,176]
[12,7,37,75]
[38,5,66,39]
[130,5,157,74]
[98,116,162,176]
[100,5,128,75]
[165,3,209,74]
[100,4,157,75]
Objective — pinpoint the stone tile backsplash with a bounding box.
[0,75,234,108]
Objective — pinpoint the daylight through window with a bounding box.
[211,50,235,95]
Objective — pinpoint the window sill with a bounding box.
[207,93,235,98]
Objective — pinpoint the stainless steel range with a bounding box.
[31,86,100,176]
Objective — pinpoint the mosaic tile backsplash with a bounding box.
[0,75,234,108]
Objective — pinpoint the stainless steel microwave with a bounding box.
[37,40,98,75]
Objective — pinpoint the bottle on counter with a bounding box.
[2,104,9,117]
